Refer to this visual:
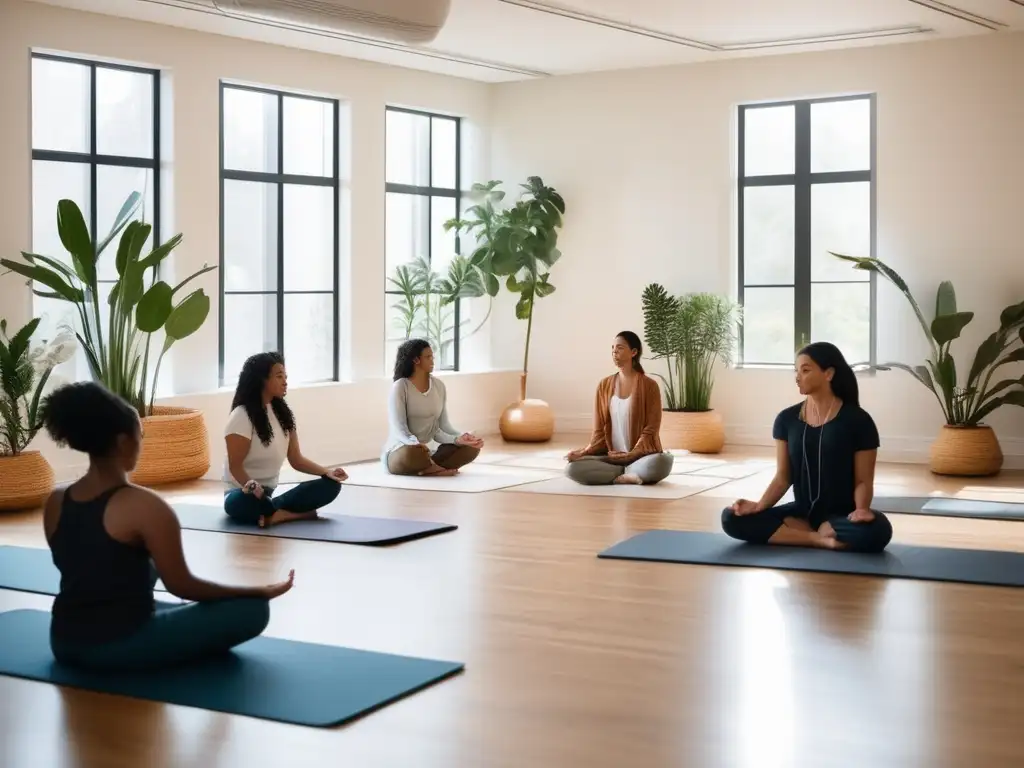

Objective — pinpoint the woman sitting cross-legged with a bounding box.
[224,352,347,527]
[721,341,893,553]
[383,339,484,476]
[39,382,294,672]
[564,331,675,485]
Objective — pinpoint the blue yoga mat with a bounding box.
[0,545,168,597]
[873,496,1024,522]
[0,608,462,727]
[598,530,1024,587]
[174,503,457,545]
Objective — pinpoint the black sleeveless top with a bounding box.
[49,485,155,644]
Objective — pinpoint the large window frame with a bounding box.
[218,82,341,387]
[31,51,162,282]
[737,94,877,367]
[384,106,463,371]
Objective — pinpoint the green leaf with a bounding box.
[0,259,84,302]
[56,199,96,288]
[967,331,1002,388]
[935,281,957,318]
[136,281,174,332]
[995,347,1024,368]
[171,264,217,296]
[96,191,142,258]
[164,290,210,344]
[8,318,40,363]
[137,233,184,271]
[484,273,500,297]
[21,252,78,284]
[119,262,146,308]
[534,275,555,298]
[514,293,533,321]
[999,300,1024,330]
[875,362,937,394]
[972,388,1024,425]
[931,311,973,346]
[978,376,1024,404]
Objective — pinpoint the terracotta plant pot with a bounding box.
[0,450,55,511]
[929,424,1003,477]
[661,410,725,454]
[499,373,554,443]
[131,406,211,487]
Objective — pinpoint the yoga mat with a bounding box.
[0,545,169,597]
[341,461,556,493]
[173,504,456,545]
[0,608,463,727]
[873,496,1024,522]
[598,530,1024,587]
[497,449,696,473]
[503,473,728,500]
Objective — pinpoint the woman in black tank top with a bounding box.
[40,382,297,672]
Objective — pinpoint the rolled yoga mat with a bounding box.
[173,503,457,545]
[0,607,463,727]
[873,496,1024,522]
[0,545,168,596]
[598,530,1024,588]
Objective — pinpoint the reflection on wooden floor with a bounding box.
[2,438,1024,768]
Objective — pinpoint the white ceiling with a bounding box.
[31,0,1024,82]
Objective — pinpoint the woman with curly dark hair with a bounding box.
[223,352,347,527]
[382,339,483,476]
[39,381,292,672]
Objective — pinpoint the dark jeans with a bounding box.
[224,476,341,525]
[721,501,893,553]
[50,567,270,673]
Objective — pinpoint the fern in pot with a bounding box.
[642,284,739,454]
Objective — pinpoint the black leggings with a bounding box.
[721,502,893,553]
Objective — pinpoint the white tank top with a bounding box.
[609,379,633,453]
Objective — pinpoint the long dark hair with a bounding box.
[798,341,859,407]
[617,331,645,373]
[394,338,431,381]
[41,382,139,458]
[230,351,295,446]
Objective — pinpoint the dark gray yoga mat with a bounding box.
[0,545,168,596]
[0,608,463,727]
[173,503,457,545]
[598,530,1024,587]
[873,496,1024,522]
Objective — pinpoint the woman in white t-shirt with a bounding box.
[224,352,347,527]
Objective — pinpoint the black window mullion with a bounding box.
[218,82,226,386]
[88,62,98,267]
[332,100,341,382]
[452,116,462,371]
[736,106,746,361]
[276,92,285,362]
[152,66,161,252]
[793,101,811,352]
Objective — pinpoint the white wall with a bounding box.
[0,0,518,480]
[489,32,1024,467]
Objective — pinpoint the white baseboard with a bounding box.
[555,413,1024,470]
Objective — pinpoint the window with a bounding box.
[219,83,340,387]
[737,95,876,366]
[30,53,161,380]
[384,107,464,371]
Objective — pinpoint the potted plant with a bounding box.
[641,284,739,453]
[832,252,1024,476]
[445,177,565,441]
[1,191,215,486]
[0,317,75,509]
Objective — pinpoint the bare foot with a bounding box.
[613,474,643,485]
[259,510,319,528]
[816,532,847,550]
[818,521,837,539]
[783,517,813,532]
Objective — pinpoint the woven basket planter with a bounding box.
[131,406,211,487]
[0,451,55,511]
[929,424,1003,477]
[661,410,725,454]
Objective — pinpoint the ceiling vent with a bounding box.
[211,0,452,44]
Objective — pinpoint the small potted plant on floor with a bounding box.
[641,284,739,453]
[1,191,216,486]
[0,317,75,510]
[831,252,1024,476]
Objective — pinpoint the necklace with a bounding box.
[802,396,836,514]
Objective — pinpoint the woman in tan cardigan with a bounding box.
[565,331,675,485]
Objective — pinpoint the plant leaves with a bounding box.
[999,299,1024,330]
[137,233,184,271]
[931,311,973,346]
[967,331,1002,388]
[171,264,217,296]
[0,259,84,302]
[164,290,210,344]
[96,191,142,258]
[935,281,957,318]
[972,388,1024,425]
[136,281,174,333]
[8,318,40,364]
[56,199,96,289]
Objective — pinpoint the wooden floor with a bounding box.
[2,438,1024,768]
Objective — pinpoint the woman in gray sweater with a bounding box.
[382,339,484,476]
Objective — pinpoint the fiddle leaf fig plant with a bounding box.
[831,252,1024,426]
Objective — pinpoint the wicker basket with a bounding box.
[131,406,211,487]
[0,451,55,511]
[929,424,1003,477]
[661,410,725,454]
